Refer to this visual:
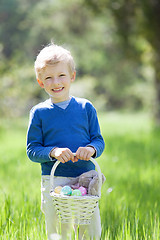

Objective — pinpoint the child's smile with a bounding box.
[51,87,65,94]
[52,87,64,92]
[37,61,76,103]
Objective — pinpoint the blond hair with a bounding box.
[34,43,75,79]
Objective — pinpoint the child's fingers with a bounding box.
[76,147,88,161]
[76,147,94,161]
[71,152,75,162]
[54,148,74,163]
[73,156,79,162]
[62,154,70,163]
[84,152,92,161]
[63,151,75,163]
[67,150,75,162]
[57,157,65,163]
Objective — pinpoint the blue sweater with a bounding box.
[27,96,105,177]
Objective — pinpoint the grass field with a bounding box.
[0,112,160,239]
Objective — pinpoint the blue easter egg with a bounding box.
[61,186,72,196]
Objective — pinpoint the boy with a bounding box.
[27,43,105,240]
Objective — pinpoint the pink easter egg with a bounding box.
[78,186,87,196]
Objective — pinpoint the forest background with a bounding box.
[1,1,160,239]
[1,0,160,126]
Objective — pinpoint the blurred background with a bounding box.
[1,0,160,126]
[1,1,160,238]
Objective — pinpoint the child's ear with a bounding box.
[71,71,76,82]
[37,79,44,88]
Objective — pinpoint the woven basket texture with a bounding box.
[50,157,102,225]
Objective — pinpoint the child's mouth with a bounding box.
[52,87,64,92]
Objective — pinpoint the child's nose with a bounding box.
[52,77,59,85]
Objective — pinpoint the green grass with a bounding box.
[0,113,160,239]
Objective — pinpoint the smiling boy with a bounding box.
[27,43,105,240]
[37,61,76,104]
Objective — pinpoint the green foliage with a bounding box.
[84,0,160,124]
[0,114,160,239]
[0,0,156,117]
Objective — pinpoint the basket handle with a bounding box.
[50,154,102,197]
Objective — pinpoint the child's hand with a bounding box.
[75,146,95,161]
[50,148,76,163]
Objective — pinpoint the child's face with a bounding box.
[37,61,76,103]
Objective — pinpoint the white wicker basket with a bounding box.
[50,157,102,225]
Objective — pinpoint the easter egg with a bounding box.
[54,186,62,194]
[78,186,87,196]
[72,189,82,196]
[61,186,72,196]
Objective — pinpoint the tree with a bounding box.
[84,0,160,126]
[0,0,155,116]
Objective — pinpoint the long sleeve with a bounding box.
[26,97,105,176]
[86,103,105,158]
[27,108,55,163]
